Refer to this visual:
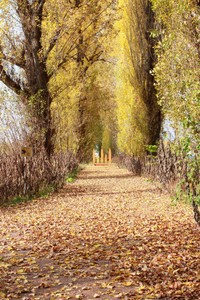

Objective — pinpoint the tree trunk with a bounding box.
[17,0,55,157]
[75,0,88,161]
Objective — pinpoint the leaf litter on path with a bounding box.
[0,164,199,299]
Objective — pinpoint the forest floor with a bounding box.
[0,164,199,300]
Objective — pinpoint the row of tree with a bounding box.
[151,0,200,222]
[0,0,118,201]
[116,0,199,156]
[0,0,117,161]
[115,0,161,156]
[0,1,199,213]
[115,0,199,223]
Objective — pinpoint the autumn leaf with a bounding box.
[0,165,199,299]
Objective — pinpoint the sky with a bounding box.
[0,82,26,144]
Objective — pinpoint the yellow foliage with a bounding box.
[114,0,149,156]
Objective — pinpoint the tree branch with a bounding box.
[0,45,25,69]
[0,65,22,95]
[54,1,115,67]
[16,0,32,15]
[37,0,46,14]
[43,29,62,62]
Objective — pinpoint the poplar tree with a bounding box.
[126,0,161,145]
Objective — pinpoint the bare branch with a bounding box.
[43,29,62,62]
[0,45,25,69]
[0,65,21,95]
[37,0,46,13]
[16,0,32,15]
[55,1,115,67]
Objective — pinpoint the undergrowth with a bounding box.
[3,165,82,207]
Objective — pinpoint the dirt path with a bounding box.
[0,164,199,299]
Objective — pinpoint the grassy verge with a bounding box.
[3,185,55,207]
[66,164,84,183]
